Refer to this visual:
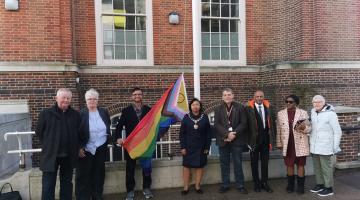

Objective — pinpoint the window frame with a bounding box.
[199,0,246,66]
[95,0,154,66]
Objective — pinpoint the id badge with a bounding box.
[228,127,233,132]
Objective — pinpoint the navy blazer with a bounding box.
[79,107,111,148]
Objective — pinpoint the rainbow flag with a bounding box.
[123,74,189,159]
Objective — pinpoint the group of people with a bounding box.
[35,87,342,200]
[178,88,342,198]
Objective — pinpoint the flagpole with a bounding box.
[192,0,201,99]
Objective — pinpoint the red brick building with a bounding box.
[1,0,360,166]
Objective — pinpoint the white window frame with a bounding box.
[199,0,246,66]
[95,0,154,66]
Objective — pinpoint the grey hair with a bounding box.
[222,88,233,94]
[85,88,99,100]
[56,88,72,97]
[312,95,325,103]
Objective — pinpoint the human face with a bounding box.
[86,96,98,110]
[222,90,234,105]
[132,90,143,103]
[190,101,201,114]
[55,91,72,111]
[254,91,264,105]
[313,100,325,111]
[285,97,296,109]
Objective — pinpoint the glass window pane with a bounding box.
[126,46,136,59]
[102,0,112,12]
[202,33,210,46]
[202,3,210,16]
[125,31,136,45]
[231,4,239,17]
[211,33,220,46]
[114,16,126,29]
[136,31,146,45]
[231,47,239,59]
[221,20,229,32]
[113,0,124,11]
[201,19,210,32]
[202,0,210,2]
[230,32,238,46]
[102,16,113,30]
[202,47,211,60]
[137,46,147,59]
[221,0,229,3]
[211,20,220,32]
[104,45,114,59]
[125,16,135,30]
[103,30,113,44]
[136,0,146,14]
[230,20,238,32]
[221,47,229,60]
[221,4,229,17]
[115,30,125,44]
[211,47,220,60]
[231,0,239,3]
[115,45,125,59]
[125,0,135,13]
[221,33,229,46]
[136,17,146,30]
[211,3,220,17]
[212,0,220,2]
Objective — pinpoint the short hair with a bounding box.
[132,87,142,93]
[286,94,300,105]
[312,95,325,103]
[254,89,264,96]
[56,88,72,97]
[188,98,204,113]
[222,88,233,94]
[85,88,99,100]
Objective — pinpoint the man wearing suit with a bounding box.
[115,88,153,200]
[244,90,275,193]
[214,88,248,194]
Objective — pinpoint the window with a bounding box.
[95,0,153,66]
[200,0,246,66]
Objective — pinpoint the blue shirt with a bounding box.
[85,110,107,155]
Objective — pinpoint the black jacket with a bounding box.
[214,102,248,147]
[36,104,80,172]
[79,107,111,148]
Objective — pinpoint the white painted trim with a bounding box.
[0,62,78,71]
[94,0,154,66]
[192,0,201,99]
[200,0,247,66]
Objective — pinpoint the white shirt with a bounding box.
[255,102,266,128]
[85,110,107,155]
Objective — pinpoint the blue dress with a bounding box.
[179,113,212,168]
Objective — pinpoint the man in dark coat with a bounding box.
[36,88,81,200]
[115,87,153,200]
[244,90,275,193]
[214,88,248,194]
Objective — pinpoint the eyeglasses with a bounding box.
[87,98,98,101]
[285,100,295,104]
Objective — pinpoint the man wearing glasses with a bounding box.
[244,90,275,193]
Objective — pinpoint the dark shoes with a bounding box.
[218,186,230,193]
[254,183,261,192]
[237,187,248,194]
[181,190,189,195]
[317,187,334,197]
[296,176,305,194]
[310,184,325,193]
[286,175,295,193]
[261,182,273,193]
[195,188,204,194]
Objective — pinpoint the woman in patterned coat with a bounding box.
[276,95,311,194]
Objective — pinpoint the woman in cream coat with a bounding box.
[276,95,311,194]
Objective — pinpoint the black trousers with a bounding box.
[250,143,269,183]
[125,152,152,192]
[42,156,73,200]
[75,143,107,200]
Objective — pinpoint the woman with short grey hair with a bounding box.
[309,95,342,197]
[76,88,111,200]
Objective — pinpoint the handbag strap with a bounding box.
[0,183,14,194]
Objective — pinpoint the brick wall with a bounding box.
[337,113,360,163]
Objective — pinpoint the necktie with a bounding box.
[258,105,264,126]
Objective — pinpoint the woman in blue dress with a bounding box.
[179,98,212,195]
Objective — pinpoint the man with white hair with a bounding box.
[309,95,342,197]
[36,88,81,200]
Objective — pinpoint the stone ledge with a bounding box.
[335,160,360,169]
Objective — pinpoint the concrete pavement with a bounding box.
[104,168,360,200]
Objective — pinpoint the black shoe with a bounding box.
[237,187,248,194]
[254,182,261,192]
[317,187,334,196]
[218,186,230,193]
[310,184,325,193]
[181,190,189,195]
[195,188,204,194]
[261,182,273,193]
[286,175,295,193]
[296,176,305,194]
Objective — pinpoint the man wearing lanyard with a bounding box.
[214,88,248,194]
[245,90,275,193]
